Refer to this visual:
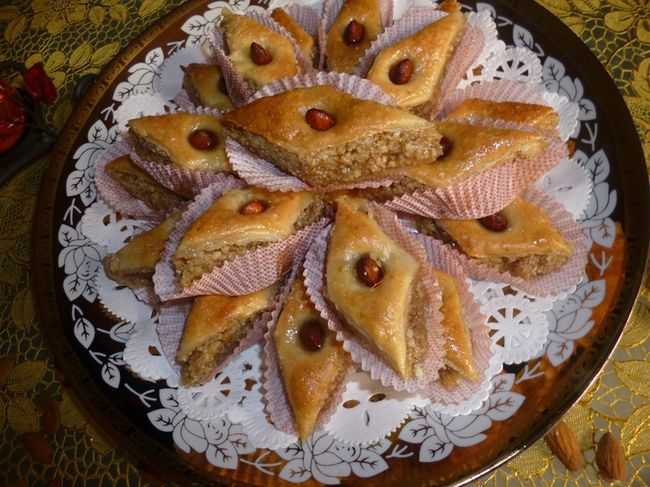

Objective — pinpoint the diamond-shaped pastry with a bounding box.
[326,0,383,73]
[273,278,348,439]
[173,188,325,287]
[182,63,233,111]
[220,10,299,89]
[128,112,229,173]
[433,270,478,381]
[104,210,182,288]
[446,98,559,133]
[105,155,185,212]
[325,197,429,378]
[177,285,277,386]
[366,6,466,112]
[271,8,316,63]
[222,85,443,187]
[431,197,573,279]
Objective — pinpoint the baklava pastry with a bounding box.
[181,63,234,111]
[104,210,182,289]
[173,188,327,288]
[428,197,573,280]
[105,155,185,212]
[222,85,443,188]
[177,285,277,386]
[271,278,348,439]
[128,112,229,173]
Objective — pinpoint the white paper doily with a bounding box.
[124,317,180,386]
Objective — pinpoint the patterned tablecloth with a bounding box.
[0,0,648,485]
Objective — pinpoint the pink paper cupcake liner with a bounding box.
[432,20,485,118]
[227,72,406,192]
[415,235,501,412]
[439,79,578,138]
[94,138,167,221]
[280,3,321,38]
[262,258,352,437]
[153,180,328,300]
[209,10,315,106]
[156,286,280,383]
[303,205,446,393]
[385,127,567,219]
[442,187,589,297]
[318,0,394,70]
[126,105,239,199]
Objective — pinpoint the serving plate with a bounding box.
[32,0,649,485]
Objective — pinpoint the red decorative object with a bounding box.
[0,80,26,154]
[23,62,57,105]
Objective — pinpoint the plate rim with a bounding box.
[30,0,650,485]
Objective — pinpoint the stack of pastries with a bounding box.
[99,0,579,440]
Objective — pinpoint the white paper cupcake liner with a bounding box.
[439,79,579,140]
[153,180,328,300]
[303,204,446,393]
[94,138,167,221]
[444,187,589,297]
[319,0,394,70]
[415,235,501,414]
[127,105,238,199]
[385,124,567,219]
[209,10,315,105]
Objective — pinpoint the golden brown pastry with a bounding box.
[273,278,348,439]
[423,197,573,279]
[220,10,299,89]
[103,211,182,288]
[221,85,443,187]
[446,98,559,132]
[271,8,316,63]
[366,7,466,112]
[128,112,229,173]
[358,121,547,201]
[433,270,478,382]
[105,155,185,212]
[177,285,277,386]
[326,0,383,73]
[325,196,428,378]
[181,63,233,111]
[173,188,326,287]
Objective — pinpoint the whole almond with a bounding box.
[240,199,268,215]
[596,432,626,481]
[567,139,577,157]
[356,255,384,287]
[250,42,272,65]
[389,59,414,85]
[305,108,336,131]
[544,421,584,471]
[478,212,508,232]
[343,20,365,45]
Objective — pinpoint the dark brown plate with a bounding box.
[32,0,649,485]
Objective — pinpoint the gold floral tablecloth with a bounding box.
[0,0,648,485]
